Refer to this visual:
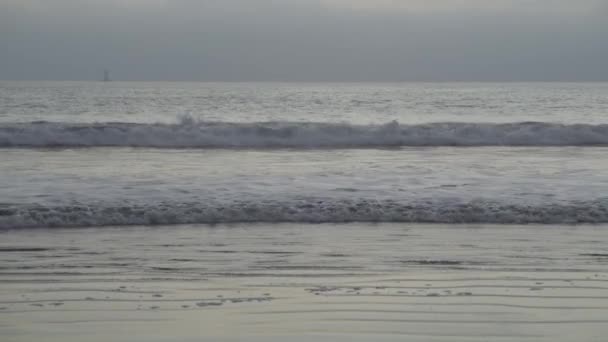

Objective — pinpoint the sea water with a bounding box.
[1,81,607,228]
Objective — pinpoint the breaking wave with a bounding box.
[1,199,607,229]
[1,120,608,148]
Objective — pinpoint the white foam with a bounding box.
[1,120,607,148]
[1,199,607,228]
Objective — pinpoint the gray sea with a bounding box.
[1,81,608,228]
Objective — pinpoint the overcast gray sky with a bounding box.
[1,0,607,81]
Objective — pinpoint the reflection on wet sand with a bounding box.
[1,223,608,342]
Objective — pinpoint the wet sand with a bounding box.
[1,223,608,341]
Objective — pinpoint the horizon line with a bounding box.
[2,79,608,83]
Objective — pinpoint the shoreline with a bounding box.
[2,223,608,341]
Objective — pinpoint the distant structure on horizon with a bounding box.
[103,69,111,82]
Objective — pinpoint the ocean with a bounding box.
[1,81,608,228]
[3,81,608,342]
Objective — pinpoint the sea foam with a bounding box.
[1,120,607,148]
[1,199,607,229]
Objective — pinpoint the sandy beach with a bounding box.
[1,223,608,341]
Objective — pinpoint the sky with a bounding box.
[1,0,607,81]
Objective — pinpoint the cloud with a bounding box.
[322,0,603,13]
[0,0,606,81]
[4,0,604,15]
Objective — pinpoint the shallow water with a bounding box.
[1,146,608,227]
[1,223,608,341]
